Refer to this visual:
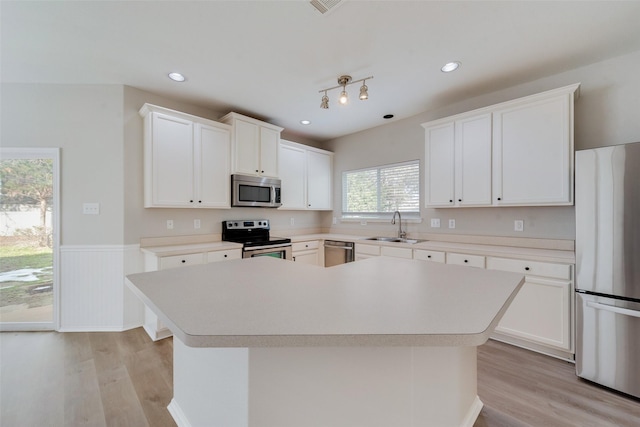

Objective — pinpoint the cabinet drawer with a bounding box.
[446,252,485,268]
[355,244,380,256]
[486,257,571,280]
[381,246,413,259]
[413,249,446,263]
[292,241,320,252]
[159,253,205,270]
[206,249,241,263]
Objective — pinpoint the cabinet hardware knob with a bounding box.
[525,267,530,271]
[427,255,431,258]
[198,200,202,203]
[255,169,259,173]
[464,259,468,263]
[190,200,193,203]
[224,254,227,258]
[181,260,186,263]
[449,199,453,203]
[458,199,462,202]
[261,170,264,173]
[497,197,501,201]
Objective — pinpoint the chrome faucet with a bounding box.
[391,211,406,239]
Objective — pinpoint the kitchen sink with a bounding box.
[364,237,426,244]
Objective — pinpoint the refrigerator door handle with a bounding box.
[586,301,640,318]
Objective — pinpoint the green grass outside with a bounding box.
[0,245,53,308]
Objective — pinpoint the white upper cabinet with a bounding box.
[140,104,231,209]
[455,113,493,206]
[492,87,576,206]
[423,113,492,207]
[221,112,283,178]
[422,83,579,208]
[279,143,307,209]
[306,149,333,210]
[424,121,455,207]
[279,140,333,210]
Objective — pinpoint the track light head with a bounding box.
[320,92,329,109]
[359,81,369,100]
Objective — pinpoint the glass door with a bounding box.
[0,148,59,330]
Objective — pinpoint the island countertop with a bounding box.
[126,256,524,348]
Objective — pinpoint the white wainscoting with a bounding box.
[59,244,144,331]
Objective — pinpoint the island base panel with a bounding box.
[170,339,483,427]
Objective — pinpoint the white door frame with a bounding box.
[0,147,60,331]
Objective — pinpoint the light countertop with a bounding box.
[126,256,524,348]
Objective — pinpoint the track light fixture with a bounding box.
[319,74,373,109]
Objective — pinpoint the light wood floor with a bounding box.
[1,329,639,426]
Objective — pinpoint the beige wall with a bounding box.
[322,49,640,240]
[1,83,125,245]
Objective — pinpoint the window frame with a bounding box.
[341,159,421,221]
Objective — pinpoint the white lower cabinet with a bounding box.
[292,241,321,266]
[142,247,241,341]
[380,246,413,259]
[446,252,485,268]
[413,249,446,263]
[354,244,380,261]
[487,256,574,359]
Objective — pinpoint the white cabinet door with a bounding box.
[159,252,205,270]
[195,123,231,208]
[279,143,307,209]
[495,276,572,352]
[455,113,492,206]
[413,249,445,263]
[206,249,242,263]
[492,91,573,205]
[279,140,333,211]
[233,118,260,175]
[306,150,332,210]
[223,112,282,178]
[259,126,279,177]
[425,121,455,207]
[446,252,485,268]
[148,112,194,207]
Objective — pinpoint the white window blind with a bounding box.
[342,160,419,218]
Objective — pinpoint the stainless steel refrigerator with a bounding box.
[575,141,640,399]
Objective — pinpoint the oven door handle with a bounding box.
[246,243,292,251]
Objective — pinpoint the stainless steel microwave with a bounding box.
[231,174,282,208]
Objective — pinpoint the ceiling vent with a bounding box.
[310,0,344,15]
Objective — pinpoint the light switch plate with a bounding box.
[167,220,174,230]
[448,219,456,229]
[194,219,201,229]
[82,203,100,215]
[430,218,440,228]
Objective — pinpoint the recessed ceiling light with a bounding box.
[168,72,186,82]
[300,120,311,125]
[441,62,461,73]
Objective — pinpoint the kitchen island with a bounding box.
[126,256,524,427]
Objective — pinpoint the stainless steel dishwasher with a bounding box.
[324,240,354,267]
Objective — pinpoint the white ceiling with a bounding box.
[3,1,640,142]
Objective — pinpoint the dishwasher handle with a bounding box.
[586,301,640,318]
[324,244,353,250]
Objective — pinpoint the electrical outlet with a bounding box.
[430,218,440,228]
[167,220,174,230]
[333,217,337,225]
[290,217,295,226]
[448,219,456,229]
[82,203,100,215]
[514,220,524,232]
[360,221,367,226]
[194,219,201,229]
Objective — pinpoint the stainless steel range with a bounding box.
[222,219,292,260]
